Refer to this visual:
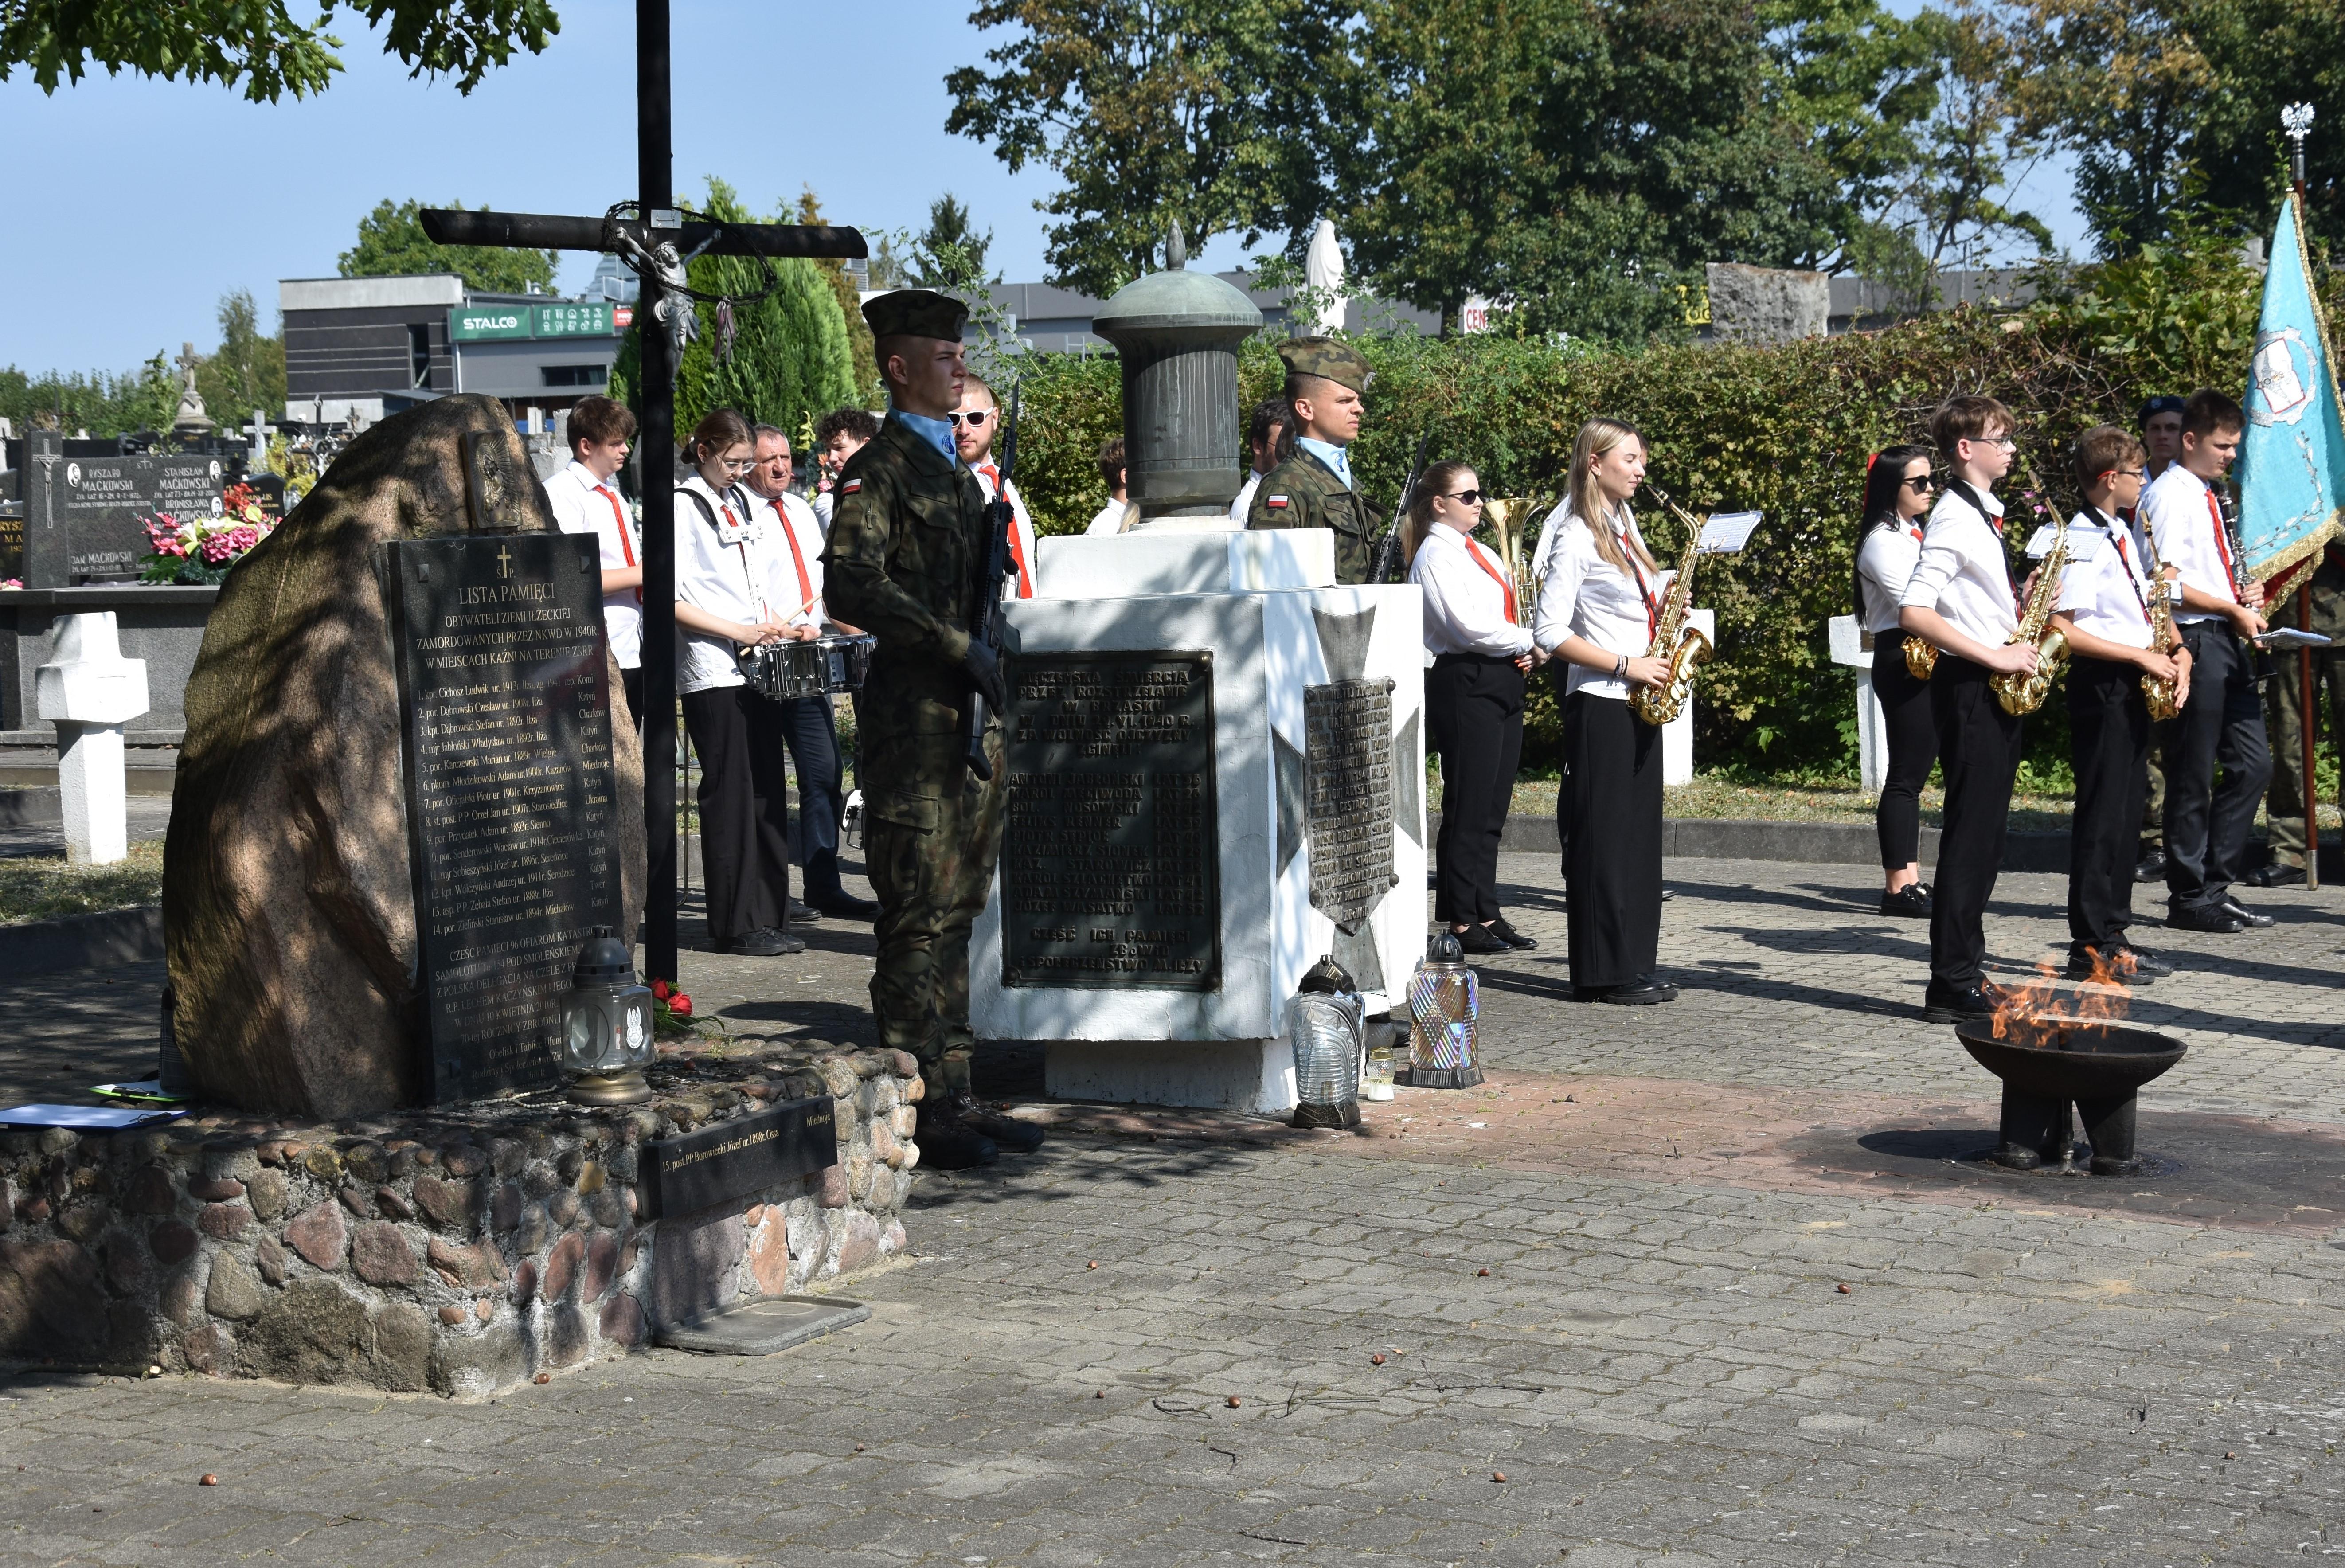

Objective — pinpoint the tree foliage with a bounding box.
[0,353,175,439]
[192,289,287,437]
[0,0,558,101]
[909,193,997,289]
[339,199,560,294]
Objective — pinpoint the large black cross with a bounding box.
[420,0,868,981]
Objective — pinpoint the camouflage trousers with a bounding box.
[861,705,1007,1102]
[2259,579,2345,869]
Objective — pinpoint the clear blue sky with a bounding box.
[0,0,2084,376]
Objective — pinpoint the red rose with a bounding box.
[670,994,692,1017]
[651,979,671,1001]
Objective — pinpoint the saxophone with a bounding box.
[1629,491,1713,727]
[1989,508,2071,716]
[2138,523,2182,721]
[1903,631,1939,680]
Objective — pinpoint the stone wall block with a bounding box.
[188,1176,246,1202]
[160,1270,201,1326]
[410,1174,479,1233]
[300,1146,343,1184]
[543,1232,586,1300]
[430,1318,531,1398]
[747,1209,791,1295]
[598,1292,645,1348]
[181,1322,232,1375]
[246,1169,288,1222]
[102,1232,149,1297]
[587,1190,624,1228]
[817,1060,858,1099]
[547,1189,580,1227]
[870,1119,900,1172]
[254,1235,287,1285]
[866,1166,895,1212]
[123,1167,176,1215]
[889,1106,917,1139]
[371,1302,430,1392]
[582,1232,618,1302]
[336,1185,371,1218]
[426,1236,506,1290]
[284,1202,348,1270]
[197,1204,250,1240]
[835,1212,882,1276]
[547,1301,589,1367]
[441,1145,487,1178]
[846,1154,873,1202]
[649,1208,746,1326]
[883,1219,907,1254]
[205,1253,267,1321]
[350,1223,418,1286]
[58,1204,107,1244]
[149,1221,198,1265]
[0,1238,109,1355]
[491,1181,523,1231]
[813,1163,849,1208]
[510,1258,538,1305]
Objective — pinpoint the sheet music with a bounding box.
[1695,511,1761,555]
[2028,522,2107,563]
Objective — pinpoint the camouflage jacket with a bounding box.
[1246,449,1384,585]
[821,414,991,693]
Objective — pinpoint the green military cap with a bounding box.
[1277,336,1371,394]
[861,288,968,343]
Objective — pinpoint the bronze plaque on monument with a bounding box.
[1304,677,1395,931]
[1001,651,1219,990]
[387,532,619,1102]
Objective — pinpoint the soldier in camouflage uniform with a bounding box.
[821,289,1044,1169]
[1246,337,1384,583]
[2249,547,2345,886]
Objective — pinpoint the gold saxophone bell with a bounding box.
[1630,485,1716,727]
[1903,634,1939,680]
[1989,460,2074,716]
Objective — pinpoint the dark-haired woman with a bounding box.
[1856,445,1940,919]
[675,407,804,958]
[1408,461,1540,956]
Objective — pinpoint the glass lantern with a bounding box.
[1405,932,1483,1090]
[562,927,655,1105]
[1287,955,1364,1129]
[1361,1019,1397,1102]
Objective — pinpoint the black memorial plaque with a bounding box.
[387,532,620,1103]
[22,450,227,585]
[1304,677,1396,931]
[1001,651,1220,989]
[636,1097,840,1221]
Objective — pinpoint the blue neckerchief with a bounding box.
[1298,436,1352,489]
[894,408,957,465]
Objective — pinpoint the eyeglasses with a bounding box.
[2108,467,2145,480]
[1443,489,1484,505]
[1903,475,1935,491]
[948,411,993,427]
[1985,435,2018,450]
[719,457,757,473]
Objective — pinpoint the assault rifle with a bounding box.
[1368,433,1434,584]
[965,386,1020,780]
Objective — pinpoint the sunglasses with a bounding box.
[948,410,993,427]
[1443,489,1484,505]
[1903,475,1935,491]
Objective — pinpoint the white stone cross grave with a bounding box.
[1827,614,1891,793]
[35,612,150,865]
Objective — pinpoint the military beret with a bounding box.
[861,289,968,343]
[1277,336,1372,394]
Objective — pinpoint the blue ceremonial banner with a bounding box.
[2239,192,2345,587]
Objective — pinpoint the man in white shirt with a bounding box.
[811,407,879,534]
[1227,396,1294,523]
[541,395,645,723]
[2142,388,2271,932]
[1086,438,1134,535]
[952,377,1037,598]
[741,425,880,922]
[1898,395,2039,1023]
[2130,393,2185,881]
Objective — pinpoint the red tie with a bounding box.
[598,485,641,603]
[2205,490,2236,586]
[981,464,1033,598]
[1464,538,1517,624]
[773,501,815,618]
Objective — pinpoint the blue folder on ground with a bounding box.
[0,1103,188,1130]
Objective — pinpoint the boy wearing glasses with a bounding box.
[951,377,1036,598]
[1898,395,2040,1022]
[2049,426,2187,984]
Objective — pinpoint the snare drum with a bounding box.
[740,641,828,701]
[817,633,876,693]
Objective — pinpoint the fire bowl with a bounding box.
[1956,1017,2187,1177]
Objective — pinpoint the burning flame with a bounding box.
[1986,952,2134,1040]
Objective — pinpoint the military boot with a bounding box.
[946,1094,1045,1154]
[914,1102,998,1169]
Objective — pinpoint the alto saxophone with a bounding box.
[2138,524,2182,721]
[1629,491,1713,727]
[1903,632,1939,680]
[1990,510,2071,716]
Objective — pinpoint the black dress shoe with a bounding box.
[947,1094,1045,1153]
[2066,944,2152,986]
[2117,945,2175,978]
[813,893,883,921]
[2133,849,2168,884]
[1880,884,1932,919]
[1489,917,1539,950]
[1921,981,1997,1023]
[787,899,821,923]
[2248,862,2307,888]
[2168,901,2246,934]
[913,1106,998,1169]
[1452,923,1513,956]
[2220,897,2275,928]
[723,926,806,956]
[1579,975,1676,1005]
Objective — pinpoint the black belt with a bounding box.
[1432,649,1520,665]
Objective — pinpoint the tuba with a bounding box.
[1629,487,1715,727]
[1989,465,2071,715]
[1485,497,1545,621]
[2138,523,2183,721]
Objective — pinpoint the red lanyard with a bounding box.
[2107,520,2154,626]
[981,465,1033,598]
[1621,533,1660,637]
[2204,490,2236,581]
[1463,538,1517,624]
[597,484,641,603]
[774,502,815,615]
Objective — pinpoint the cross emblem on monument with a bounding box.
[416,0,868,986]
[496,544,514,579]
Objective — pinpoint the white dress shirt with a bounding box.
[971,463,1038,599]
[1410,524,1534,659]
[543,459,643,669]
[1530,503,1665,701]
[812,488,836,535]
[2056,509,2157,652]
[1230,469,1268,523]
[736,485,826,632]
[1086,499,1134,536]
[674,473,773,695]
[1901,482,2018,648]
[2140,463,2239,625]
[1856,519,1925,635]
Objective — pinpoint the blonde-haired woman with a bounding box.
[1530,418,1675,1005]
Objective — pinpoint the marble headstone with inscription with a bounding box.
[972,531,1425,1114]
[16,436,227,586]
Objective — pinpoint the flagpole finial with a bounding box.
[2282,102,2314,192]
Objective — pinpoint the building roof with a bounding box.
[281,275,467,313]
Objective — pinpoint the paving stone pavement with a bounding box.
[6,853,2345,1567]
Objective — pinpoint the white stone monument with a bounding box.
[1828,614,1891,792]
[971,531,1426,1115]
[36,612,151,865]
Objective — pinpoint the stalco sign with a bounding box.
[447,301,618,343]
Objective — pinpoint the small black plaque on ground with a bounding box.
[655,1294,871,1357]
[636,1097,840,1222]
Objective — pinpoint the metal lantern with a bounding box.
[1287,955,1364,1130]
[1405,932,1483,1090]
[1089,222,1264,523]
[562,927,655,1105]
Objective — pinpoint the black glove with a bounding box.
[962,639,1006,712]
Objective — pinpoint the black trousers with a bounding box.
[1546,662,1575,874]
[1564,692,1662,988]
[1927,657,2021,989]
[2161,623,2271,910]
[1871,641,1938,869]
[773,696,848,900]
[1428,653,1526,924]
[2066,656,2149,949]
[681,684,794,945]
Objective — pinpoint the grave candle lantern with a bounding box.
[1287,956,1364,1129]
[1405,932,1482,1089]
[562,927,655,1105]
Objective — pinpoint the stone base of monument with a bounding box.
[1043,1038,1296,1116]
[655,1293,871,1357]
[0,1044,917,1399]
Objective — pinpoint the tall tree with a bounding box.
[2169,0,2344,244]
[339,198,560,293]
[193,289,288,435]
[797,188,883,407]
[910,194,997,289]
[1,0,558,101]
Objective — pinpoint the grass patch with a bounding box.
[0,841,165,925]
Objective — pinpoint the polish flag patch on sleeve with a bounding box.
[842,479,861,494]
[1266,494,1289,509]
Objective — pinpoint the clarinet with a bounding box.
[2218,480,2274,686]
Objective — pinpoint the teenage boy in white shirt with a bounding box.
[541,395,645,723]
[1086,438,1134,535]
[1898,395,2040,1023]
[1228,396,1294,523]
[2142,388,2272,932]
[811,407,879,535]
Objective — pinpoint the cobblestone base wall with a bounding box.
[0,1044,921,1399]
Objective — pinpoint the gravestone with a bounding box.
[17,437,227,586]
[165,395,647,1119]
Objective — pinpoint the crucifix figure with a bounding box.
[172,340,214,436]
[418,0,867,986]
